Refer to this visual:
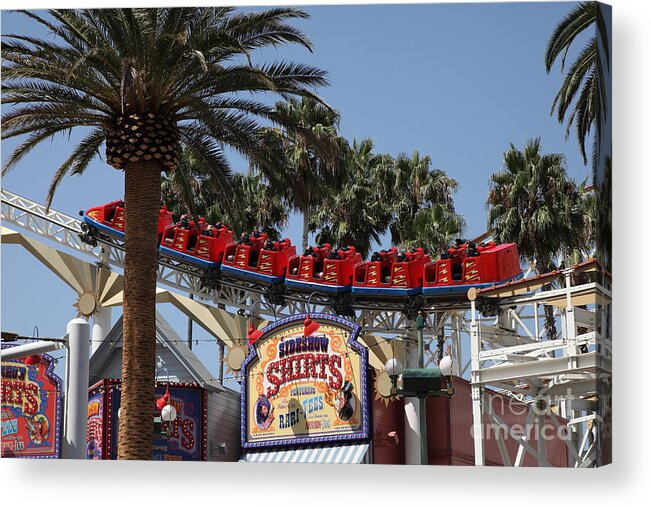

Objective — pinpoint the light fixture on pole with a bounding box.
[303,292,321,336]
[25,354,42,366]
[385,357,403,378]
[244,300,265,345]
[156,368,177,424]
[247,323,263,345]
[161,402,177,422]
[438,354,454,396]
[439,355,453,376]
[383,316,455,466]
[156,387,171,410]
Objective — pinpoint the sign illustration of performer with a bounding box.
[334,381,355,422]
[255,394,275,430]
[25,414,50,445]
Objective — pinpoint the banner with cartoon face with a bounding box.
[241,314,369,449]
[1,346,62,458]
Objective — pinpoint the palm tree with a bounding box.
[403,204,466,256]
[545,1,610,165]
[596,155,611,272]
[203,172,289,239]
[2,7,327,459]
[311,139,393,258]
[377,150,461,252]
[486,138,588,339]
[162,152,288,239]
[257,96,341,251]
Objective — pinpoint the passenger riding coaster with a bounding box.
[81,201,523,308]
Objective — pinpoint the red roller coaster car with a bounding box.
[352,247,430,296]
[160,219,233,268]
[221,232,296,283]
[83,200,172,241]
[285,244,362,293]
[422,241,522,294]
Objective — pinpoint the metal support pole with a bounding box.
[419,397,427,465]
[535,409,549,467]
[470,299,485,465]
[61,318,90,460]
[91,248,112,354]
[0,340,65,360]
[564,271,578,357]
[416,313,428,465]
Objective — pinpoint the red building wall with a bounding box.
[372,376,570,467]
[371,395,405,464]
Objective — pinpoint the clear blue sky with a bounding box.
[1,3,590,383]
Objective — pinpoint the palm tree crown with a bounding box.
[486,138,587,272]
[257,96,341,251]
[377,151,461,253]
[2,8,328,204]
[487,138,589,341]
[2,7,328,460]
[545,1,610,165]
[312,138,393,258]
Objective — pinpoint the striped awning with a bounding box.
[240,444,369,464]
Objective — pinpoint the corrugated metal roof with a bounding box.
[239,444,369,464]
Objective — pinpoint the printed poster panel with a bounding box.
[242,314,369,449]
[86,390,104,460]
[1,346,62,458]
[109,383,206,461]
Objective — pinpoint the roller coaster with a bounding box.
[81,199,523,310]
[1,188,612,467]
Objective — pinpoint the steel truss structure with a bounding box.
[1,189,612,466]
[468,269,612,467]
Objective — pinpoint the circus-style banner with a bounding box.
[241,314,369,449]
[1,345,62,458]
[87,379,207,461]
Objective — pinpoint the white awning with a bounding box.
[240,444,369,464]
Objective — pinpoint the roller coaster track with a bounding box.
[1,189,472,333]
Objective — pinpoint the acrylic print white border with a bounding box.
[1,0,649,505]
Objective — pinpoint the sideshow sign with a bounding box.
[1,345,62,458]
[241,314,369,449]
[87,379,207,460]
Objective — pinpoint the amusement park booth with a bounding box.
[236,314,569,466]
[239,314,373,463]
[1,347,63,459]
[86,312,241,461]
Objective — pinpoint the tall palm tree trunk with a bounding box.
[118,161,162,460]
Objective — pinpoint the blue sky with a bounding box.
[1,3,591,383]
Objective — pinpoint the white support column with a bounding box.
[91,305,112,354]
[535,396,549,467]
[564,271,578,357]
[62,318,90,460]
[452,313,462,377]
[470,300,485,465]
[403,329,421,465]
[91,249,113,354]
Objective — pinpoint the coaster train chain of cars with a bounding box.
[81,200,523,317]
